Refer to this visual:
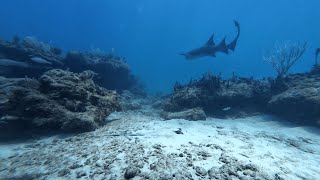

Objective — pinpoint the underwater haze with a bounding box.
[2,1,320,179]
[1,0,320,93]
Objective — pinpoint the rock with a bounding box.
[195,166,207,177]
[0,69,121,140]
[58,168,70,177]
[124,166,139,179]
[208,168,220,179]
[162,108,206,121]
[76,171,87,178]
[162,87,203,112]
[268,73,320,125]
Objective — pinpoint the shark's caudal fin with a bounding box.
[227,20,240,52]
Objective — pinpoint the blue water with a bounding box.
[1,0,319,93]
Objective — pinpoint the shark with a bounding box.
[181,20,240,60]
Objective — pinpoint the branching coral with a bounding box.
[263,41,307,78]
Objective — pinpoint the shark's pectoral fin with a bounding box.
[205,34,215,46]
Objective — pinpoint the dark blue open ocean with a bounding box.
[1,0,319,93]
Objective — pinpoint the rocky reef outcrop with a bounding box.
[163,73,271,118]
[0,36,141,92]
[163,70,320,125]
[268,73,320,125]
[0,69,120,140]
[0,36,63,78]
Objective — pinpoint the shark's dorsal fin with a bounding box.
[218,37,229,54]
[205,34,215,46]
[218,37,227,47]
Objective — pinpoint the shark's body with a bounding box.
[181,20,240,60]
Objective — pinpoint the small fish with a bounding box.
[30,57,52,65]
[222,107,231,111]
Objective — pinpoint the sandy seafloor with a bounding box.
[0,106,320,180]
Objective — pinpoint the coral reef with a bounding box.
[0,69,120,140]
[163,72,271,118]
[0,36,141,92]
[163,70,320,125]
[0,36,63,77]
[64,51,138,91]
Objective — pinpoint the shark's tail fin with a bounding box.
[227,20,240,52]
[234,20,240,38]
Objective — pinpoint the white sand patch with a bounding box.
[132,115,320,179]
[0,110,319,179]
